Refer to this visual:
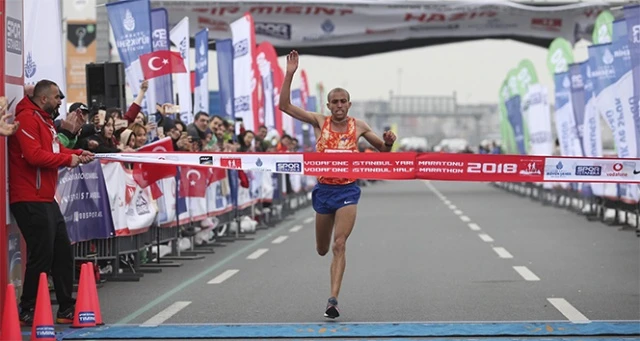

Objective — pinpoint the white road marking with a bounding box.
[478,233,494,242]
[303,217,314,224]
[247,248,269,260]
[547,298,590,323]
[453,209,463,215]
[289,225,303,233]
[468,223,481,231]
[271,236,289,244]
[460,216,471,222]
[207,269,240,284]
[141,301,191,326]
[513,266,540,281]
[449,205,457,210]
[444,200,451,205]
[493,247,513,259]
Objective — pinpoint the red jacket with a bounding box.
[8,96,82,204]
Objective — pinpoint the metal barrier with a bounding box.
[493,182,640,237]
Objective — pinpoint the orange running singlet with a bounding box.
[315,116,359,185]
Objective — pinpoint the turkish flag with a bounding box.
[140,50,188,80]
[207,167,227,186]
[179,166,207,198]
[132,137,177,188]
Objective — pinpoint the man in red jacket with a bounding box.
[8,79,94,325]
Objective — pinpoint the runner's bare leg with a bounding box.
[330,204,357,299]
[315,213,334,256]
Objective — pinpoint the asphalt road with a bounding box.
[25,180,640,340]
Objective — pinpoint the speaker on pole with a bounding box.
[85,62,126,110]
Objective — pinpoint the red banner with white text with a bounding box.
[96,152,640,184]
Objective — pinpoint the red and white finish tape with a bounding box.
[95,152,640,183]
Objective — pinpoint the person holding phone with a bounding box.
[279,50,396,319]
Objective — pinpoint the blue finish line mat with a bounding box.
[58,321,640,339]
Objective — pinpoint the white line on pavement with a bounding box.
[246,248,269,260]
[453,209,463,215]
[289,225,303,232]
[449,205,457,210]
[303,217,314,224]
[468,223,481,231]
[478,233,494,242]
[513,266,540,281]
[207,269,240,284]
[444,200,451,205]
[141,301,191,326]
[493,247,513,259]
[271,236,289,244]
[460,216,471,222]
[547,298,590,323]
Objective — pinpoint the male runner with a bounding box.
[278,50,396,319]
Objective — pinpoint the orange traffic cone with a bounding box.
[86,263,103,325]
[31,273,55,341]
[1,284,22,341]
[71,264,95,328]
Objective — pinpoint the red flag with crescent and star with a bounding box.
[140,50,188,80]
[132,137,177,188]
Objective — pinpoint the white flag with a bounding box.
[230,14,256,132]
[170,17,193,123]
[23,0,67,118]
[524,84,553,156]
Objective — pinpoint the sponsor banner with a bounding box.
[194,28,209,114]
[106,0,154,114]
[623,6,640,157]
[56,161,115,243]
[24,0,67,117]
[96,152,640,183]
[155,1,605,48]
[151,8,173,106]
[215,39,235,120]
[66,20,97,105]
[524,83,553,156]
[169,16,193,123]
[230,13,258,131]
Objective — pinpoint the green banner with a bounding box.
[593,10,614,44]
[546,37,574,77]
[515,59,540,154]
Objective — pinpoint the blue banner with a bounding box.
[613,19,627,43]
[569,62,586,155]
[216,39,235,120]
[291,89,303,145]
[106,0,153,111]
[306,96,317,150]
[57,162,115,243]
[505,95,526,154]
[624,5,640,157]
[195,28,210,113]
[588,43,616,97]
[150,8,173,106]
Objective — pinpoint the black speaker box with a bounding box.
[85,62,126,110]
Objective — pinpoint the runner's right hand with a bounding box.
[286,50,299,74]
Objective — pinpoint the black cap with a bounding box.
[69,102,89,113]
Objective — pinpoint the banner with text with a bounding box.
[95,152,640,184]
[56,161,115,243]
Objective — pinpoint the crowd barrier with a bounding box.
[55,159,319,283]
[493,182,640,237]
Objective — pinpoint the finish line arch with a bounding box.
[149,0,635,58]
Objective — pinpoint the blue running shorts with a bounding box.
[312,182,361,214]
